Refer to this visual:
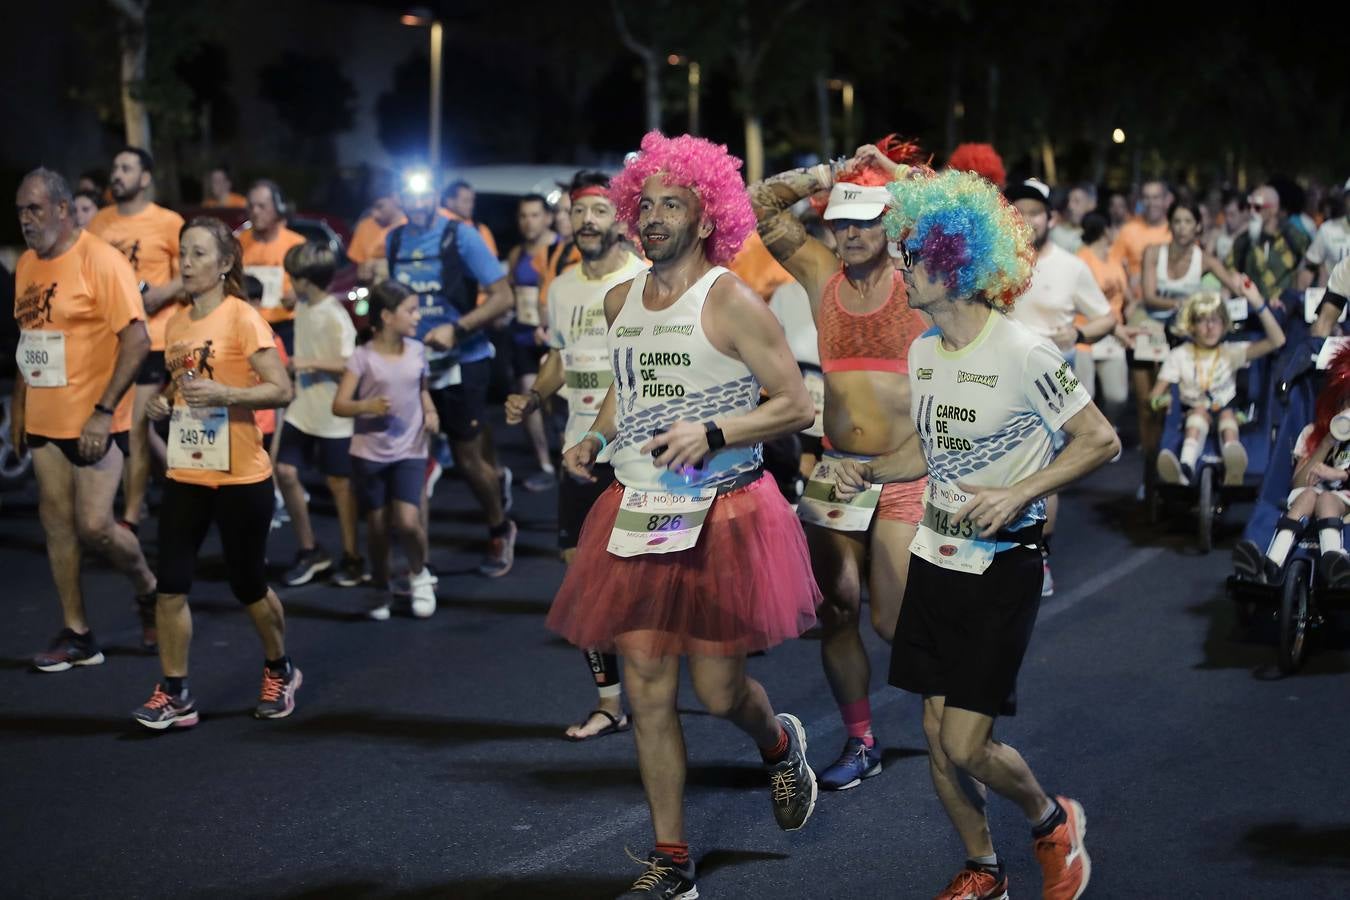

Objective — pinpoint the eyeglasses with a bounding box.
[889,240,914,268]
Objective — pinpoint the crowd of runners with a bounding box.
[9,127,1349,900]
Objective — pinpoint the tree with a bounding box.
[107,0,152,148]
[258,51,357,167]
[610,0,665,133]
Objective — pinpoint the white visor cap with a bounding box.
[822,182,891,222]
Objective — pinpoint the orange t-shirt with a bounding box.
[164,296,276,486]
[1076,247,1128,321]
[13,231,145,437]
[204,193,248,209]
[238,226,306,325]
[729,231,794,302]
[252,332,290,435]
[1108,219,1171,280]
[347,213,406,264]
[87,203,185,350]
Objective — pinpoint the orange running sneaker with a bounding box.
[1034,796,1090,900]
[935,865,1009,900]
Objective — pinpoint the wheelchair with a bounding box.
[1226,291,1350,673]
[1148,313,1279,553]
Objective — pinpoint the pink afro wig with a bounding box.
[608,131,756,266]
[947,143,1007,189]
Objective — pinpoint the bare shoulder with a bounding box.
[705,271,779,349]
[603,278,637,325]
[707,269,770,317]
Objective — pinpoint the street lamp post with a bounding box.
[402,8,443,180]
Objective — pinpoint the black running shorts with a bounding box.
[430,359,493,443]
[889,546,1043,717]
[557,462,615,551]
[157,476,273,604]
[28,431,129,467]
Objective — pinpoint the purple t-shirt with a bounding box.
[347,338,430,462]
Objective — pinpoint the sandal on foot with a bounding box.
[565,709,630,741]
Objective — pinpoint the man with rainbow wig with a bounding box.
[545,132,821,898]
[834,167,1119,900]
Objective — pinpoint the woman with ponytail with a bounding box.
[133,215,299,731]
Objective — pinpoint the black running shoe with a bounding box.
[765,712,817,831]
[1321,550,1350,589]
[283,547,332,586]
[479,521,518,578]
[618,849,698,899]
[254,666,303,719]
[33,629,105,673]
[135,592,158,650]
[133,684,199,731]
[1233,540,1278,584]
[331,553,368,587]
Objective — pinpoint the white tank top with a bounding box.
[607,266,762,491]
[1155,243,1204,299]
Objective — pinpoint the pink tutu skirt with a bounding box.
[546,473,821,657]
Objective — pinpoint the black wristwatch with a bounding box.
[138,281,149,295]
[704,421,726,453]
[1074,327,1086,345]
[452,322,471,341]
[93,403,115,416]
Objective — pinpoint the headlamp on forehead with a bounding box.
[402,169,433,197]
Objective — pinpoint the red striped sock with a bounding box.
[655,841,690,866]
[760,724,790,762]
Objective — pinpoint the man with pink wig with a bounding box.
[749,139,930,795]
[545,131,821,898]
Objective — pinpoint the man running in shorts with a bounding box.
[836,166,1118,899]
[546,132,820,899]
[387,173,518,575]
[87,146,184,541]
[12,168,158,670]
[506,170,648,740]
[750,141,929,791]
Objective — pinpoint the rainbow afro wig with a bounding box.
[883,168,1034,312]
[608,130,755,266]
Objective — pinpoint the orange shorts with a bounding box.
[878,477,926,524]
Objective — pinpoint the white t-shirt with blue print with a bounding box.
[908,310,1090,535]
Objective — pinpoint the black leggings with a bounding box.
[157,477,273,604]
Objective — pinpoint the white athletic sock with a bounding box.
[971,853,999,867]
[1320,523,1343,556]
[1267,531,1296,567]
[1179,438,1201,469]
[597,683,622,699]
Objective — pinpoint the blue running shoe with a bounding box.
[818,736,882,791]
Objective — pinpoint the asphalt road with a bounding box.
[1,415,1347,899]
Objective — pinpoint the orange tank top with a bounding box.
[818,269,925,375]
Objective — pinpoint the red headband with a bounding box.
[570,185,608,202]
